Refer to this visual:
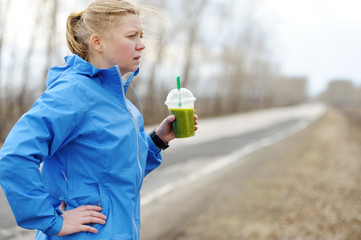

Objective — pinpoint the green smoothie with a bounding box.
[169,108,195,138]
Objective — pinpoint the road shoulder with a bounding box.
[142,108,361,240]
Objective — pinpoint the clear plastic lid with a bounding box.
[165,88,196,106]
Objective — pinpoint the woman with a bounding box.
[0,0,198,239]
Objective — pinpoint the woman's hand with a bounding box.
[56,201,107,236]
[155,113,198,143]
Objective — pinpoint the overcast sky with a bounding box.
[260,0,361,96]
[4,0,361,97]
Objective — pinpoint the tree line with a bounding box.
[0,0,308,142]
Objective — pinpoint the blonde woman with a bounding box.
[0,0,198,239]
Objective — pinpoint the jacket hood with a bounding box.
[46,54,139,88]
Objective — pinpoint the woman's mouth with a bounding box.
[133,56,141,62]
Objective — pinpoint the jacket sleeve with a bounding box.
[144,132,162,177]
[0,79,87,236]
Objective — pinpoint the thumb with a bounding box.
[167,115,176,123]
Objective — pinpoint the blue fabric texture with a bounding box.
[0,55,162,239]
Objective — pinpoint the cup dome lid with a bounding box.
[165,88,196,105]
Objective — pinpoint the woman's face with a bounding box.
[101,14,145,76]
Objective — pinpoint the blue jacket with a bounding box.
[0,54,162,239]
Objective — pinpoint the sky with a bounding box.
[259,0,361,96]
[3,0,361,97]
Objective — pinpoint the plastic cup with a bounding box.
[165,88,196,138]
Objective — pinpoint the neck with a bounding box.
[88,53,112,69]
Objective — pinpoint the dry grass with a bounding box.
[176,108,361,240]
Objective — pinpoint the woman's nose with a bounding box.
[136,39,146,51]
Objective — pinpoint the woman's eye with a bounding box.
[127,32,143,39]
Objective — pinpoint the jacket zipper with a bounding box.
[116,67,143,240]
[61,170,68,183]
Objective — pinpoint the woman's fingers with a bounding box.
[57,204,107,236]
[79,224,99,234]
[83,216,106,225]
[81,212,107,222]
[78,206,107,223]
[194,114,198,131]
[78,205,102,212]
[73,205,106,220]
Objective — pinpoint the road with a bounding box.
[140,103,325,240]
[0,103,325,240]
[141,103,325,206]
[172,107,361,240]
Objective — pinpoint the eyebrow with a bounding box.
[125,29,143,35]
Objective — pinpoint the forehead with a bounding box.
[117,14,143,32]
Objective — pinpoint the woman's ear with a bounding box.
[90,34,103,53]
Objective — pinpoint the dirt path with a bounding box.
[174,108,361,240]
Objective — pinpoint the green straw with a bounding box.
[177,76,182,107]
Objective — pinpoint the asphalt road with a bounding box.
[141,103,325,239]
[142,118,304,198]
[141,103,325,205]
[0,103,325,240]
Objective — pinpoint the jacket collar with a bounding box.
[64,54,139,90]
[64,54,100,76]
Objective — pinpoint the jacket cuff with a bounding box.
[43,210,63,236]
[147,132,161,155]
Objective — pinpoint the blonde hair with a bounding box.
[66,0,140,62]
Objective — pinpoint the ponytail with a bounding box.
[66,11,89,61]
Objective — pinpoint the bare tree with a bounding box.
[0,0,13,140]
[0,34,19,140]
[139,0,168,123]
[179,0,209,88]
[16,0,47,117]
[0,0,12,72]
[213,0,281,114]
[42,0,59,91]
[0,0,50,141]
[0,0,12,101]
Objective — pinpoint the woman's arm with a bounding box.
[0,79,91,236]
